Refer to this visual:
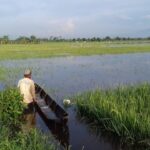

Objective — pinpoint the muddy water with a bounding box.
[1,53,150,150]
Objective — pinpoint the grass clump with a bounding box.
[76,84,150,146]
[0,126,55,150]
[0,88,56,150]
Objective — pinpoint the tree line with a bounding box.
[0,35,150,44]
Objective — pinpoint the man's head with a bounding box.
[24,69,32,78]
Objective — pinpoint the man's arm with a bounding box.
[17,80,20,88]
[31,81,36,102]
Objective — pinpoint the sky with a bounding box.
[0,0,150,38]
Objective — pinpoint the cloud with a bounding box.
[46,18,76,36]
[0,0,150,37]
[62,19,75,33]
[143,15,150,19]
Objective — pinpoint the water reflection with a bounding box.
[22,113,36,133]
[38,111,70,148]
[23,110,70,149]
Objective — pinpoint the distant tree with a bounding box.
[15,36,30,44]
[72,38,76,42]
[147,37,150,40]
[115,36,121,41]
[91,37,96,41]
[82,38,86,41]
[30,35,39,43]
[77,38,81,41]
[49,36,54,41]
[0,38,2,44]
[122,37,127,41]
[53,37,58,41]
[96,37,101,41]
[30,35,36,42]
[104,36,111,41]
[1,35,9,44]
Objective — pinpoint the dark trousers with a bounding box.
[23,102,35,114]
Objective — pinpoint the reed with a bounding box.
[76,84,150,145]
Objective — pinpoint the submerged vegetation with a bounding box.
[0,41,150,60]
[0,67,6,81]
[0,88,56,150]
[76,84,150,147]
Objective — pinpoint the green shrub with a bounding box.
[0,88,24,125]
[0,88,56,150]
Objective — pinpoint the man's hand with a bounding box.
[33,98,36,103]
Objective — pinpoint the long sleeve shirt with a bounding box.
[18,78,36,104]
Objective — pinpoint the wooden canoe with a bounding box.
[35,102,69,147]
[34,83,68,121]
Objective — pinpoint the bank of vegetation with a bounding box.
[1,35,150,44]
[0,88,56,150]
[1,41,150,60]
[76,84,150,148]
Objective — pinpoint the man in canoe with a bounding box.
[18,69,36,114]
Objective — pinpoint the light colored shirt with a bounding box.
[18,78,36,104]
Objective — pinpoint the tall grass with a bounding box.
[76,84,150,146]
[0,127,55,150]
[0,88,57,150]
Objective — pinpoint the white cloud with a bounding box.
[62,19,75,33]
[47,18,76,34]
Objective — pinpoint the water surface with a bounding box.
[1,53,150,150]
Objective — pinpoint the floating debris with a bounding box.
[63,99,71,106]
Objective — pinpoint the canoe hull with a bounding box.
[35,83,68,121]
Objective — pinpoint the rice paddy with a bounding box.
[76,84,150,147]
[0,52,150,149]
[0,41,150,60]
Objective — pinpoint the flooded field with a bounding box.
[0,53,150,150]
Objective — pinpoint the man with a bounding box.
[18,69,36,113]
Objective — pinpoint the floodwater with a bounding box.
[1,53,150,150]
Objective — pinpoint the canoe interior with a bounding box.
[35,101,69,147]
[35,83,68,121]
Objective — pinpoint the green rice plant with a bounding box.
[76,84,150,146]
[0,42,150,60]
